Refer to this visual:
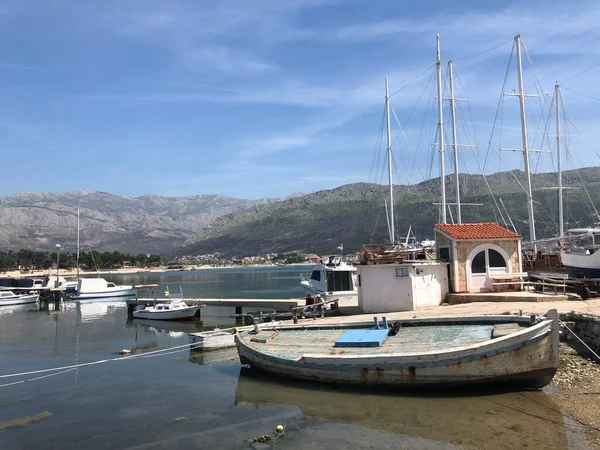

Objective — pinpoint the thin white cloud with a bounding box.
[181,46,275,75]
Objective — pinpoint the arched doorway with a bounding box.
[467,245,511,292]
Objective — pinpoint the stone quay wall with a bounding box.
[561,313,600,354]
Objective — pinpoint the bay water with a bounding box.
[0,266,587,449]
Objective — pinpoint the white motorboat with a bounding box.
[0,290,39,306]
[133,301,200,321]
[300,256,358,307]
[68,278,136,300]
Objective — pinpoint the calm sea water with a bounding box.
[0,267,588,449]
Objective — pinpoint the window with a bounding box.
[395,267,409,278]
[326,270,354,291]
[438,246,450,261]
[471,251,486,273]
[310,270,321,282]
[488,249,506,268]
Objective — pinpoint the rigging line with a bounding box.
[454,38,514,62]
[560,86,600,102]
[561,61,600,85]
[368,104,387,185]
[390,104,437,220]
[389,63,435,97]
[484,40,516,173]
[401,69,436,127]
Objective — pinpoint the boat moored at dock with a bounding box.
[0,290,39,306]
[133,301,201,320]
[68,278,136,300]
[300,256,358,307]
[236,310,560,390]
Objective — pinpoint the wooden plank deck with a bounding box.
[245,324,517,360]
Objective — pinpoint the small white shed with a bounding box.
[358,261,449,313]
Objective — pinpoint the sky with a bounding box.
[1,0,600,199]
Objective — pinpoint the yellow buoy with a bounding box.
[276,425,284,433]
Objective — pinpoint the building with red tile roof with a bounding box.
[434,222,523,293]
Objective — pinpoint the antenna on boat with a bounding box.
[385,76,395,243]
[436,34,447,224]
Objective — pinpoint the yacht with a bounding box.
[300,256,358,307]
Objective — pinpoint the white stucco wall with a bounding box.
[358,263,449,313]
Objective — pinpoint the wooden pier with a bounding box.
[127,297,303,315]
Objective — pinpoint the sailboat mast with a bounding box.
[515,34,536,246]
[556,83,564,238]
[385,76,395,243]
[448,60,461,223]
[76,207,80,281]
[436,35,447,224]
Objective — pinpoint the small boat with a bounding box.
[189,328,235,351]
[189,321,285,351]
[0,290,39,306]
[68,278,136,300]
[133,301,200,321]
[300,256,358,307]
[236,310,559,390]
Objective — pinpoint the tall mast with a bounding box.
[436,35,447,224]
[76,207,80,281]
[385,76,395,243]
[556,83,564,238]
[515,34,536,245]
[448,60,461,223]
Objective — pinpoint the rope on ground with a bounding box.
[559,318,600,362]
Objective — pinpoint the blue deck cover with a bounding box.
[334,329,390,347]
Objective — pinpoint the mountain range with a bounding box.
[2,167,599,257]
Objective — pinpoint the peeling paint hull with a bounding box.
[236,313,559,390]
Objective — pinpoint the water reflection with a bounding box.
[234,367,572,450]
[188,347,240,365]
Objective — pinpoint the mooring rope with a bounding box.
[0,341,200,384]
[559,318,600,362]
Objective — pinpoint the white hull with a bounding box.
[300,281,358,307]
[561,250,600,270]
[0,294,39,306]
[133,306,199,320]
[70,288,137,300]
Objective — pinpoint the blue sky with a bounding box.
[1,0,600,199]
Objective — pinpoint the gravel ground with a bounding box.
[550,343,600,448]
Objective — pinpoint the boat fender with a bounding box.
[388,321,402,337]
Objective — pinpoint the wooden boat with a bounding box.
[189,321,285,351]
[0,290,39,306]
[235,310,559,389]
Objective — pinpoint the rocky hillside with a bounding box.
[0,190,280,255]
[176,167,600,257]
[2,167,600,257]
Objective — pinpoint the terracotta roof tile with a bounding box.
[435,222,522,240]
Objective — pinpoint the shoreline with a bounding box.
[0,262,315,278]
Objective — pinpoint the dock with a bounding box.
[128,297,303,315]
